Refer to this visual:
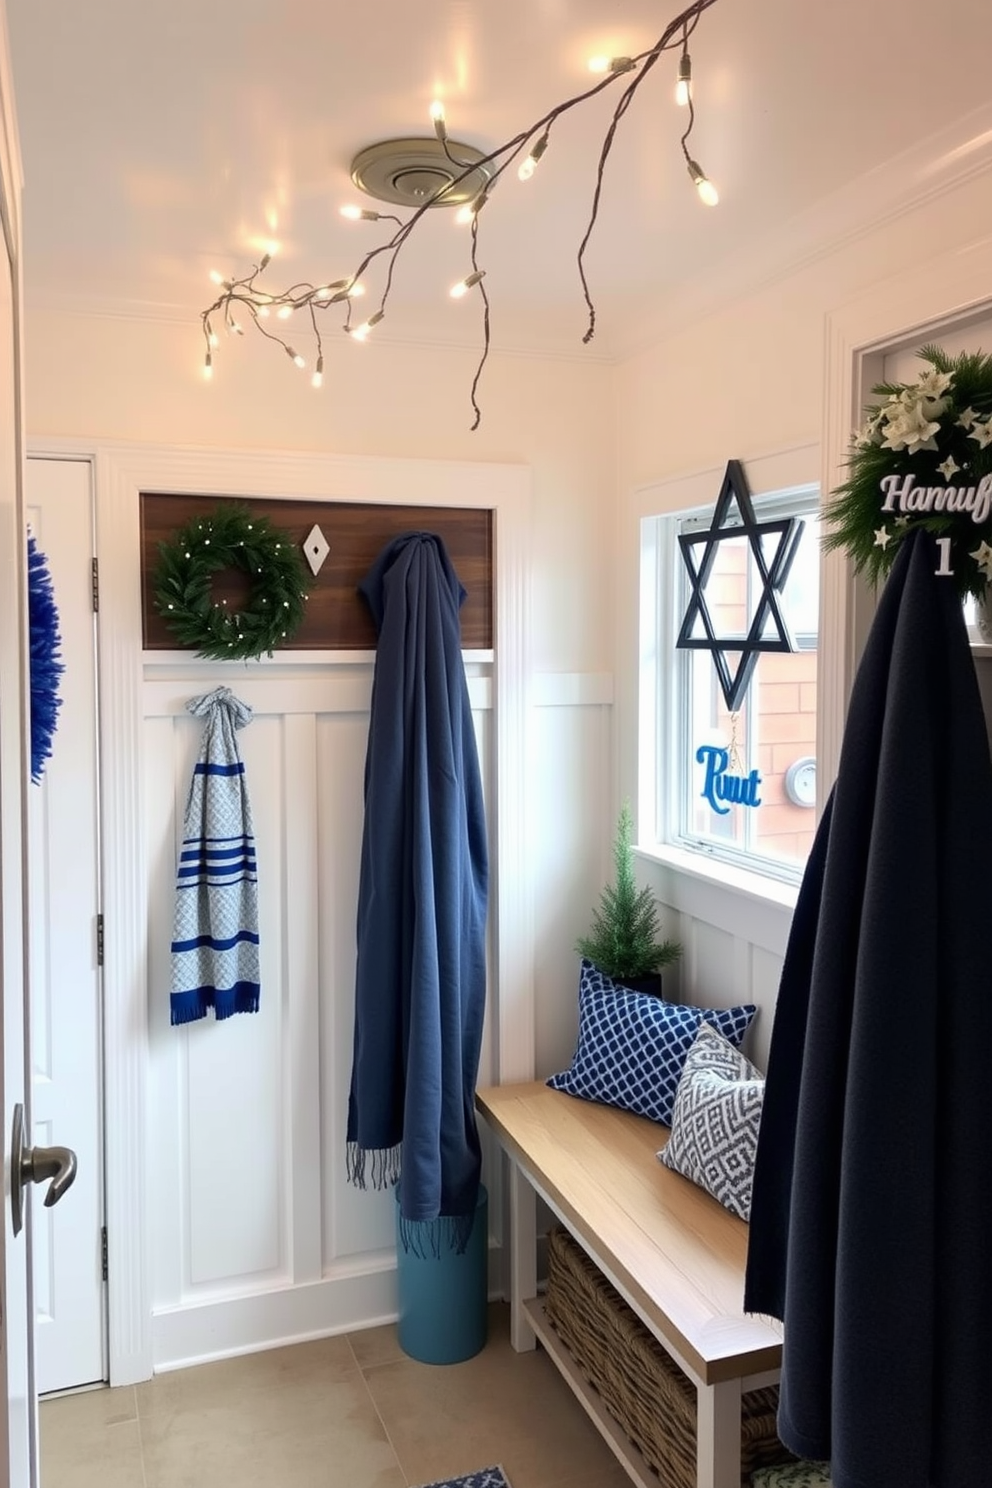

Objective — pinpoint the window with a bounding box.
[641,483,821,885]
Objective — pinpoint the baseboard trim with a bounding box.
[151,1268,401,1374]
[151,1247,505,1375]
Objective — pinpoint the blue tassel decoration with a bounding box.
[27,533,64,784]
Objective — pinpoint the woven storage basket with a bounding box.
[545,1225,792,1488]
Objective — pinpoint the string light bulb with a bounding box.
[349,310,384,342]
[518,132,550,182]
[208,328,219,348]
[588,55,635,74]
[203,351,213,380]
[314,279,352,301]
[340,205,382,221]
[284,345,306,368]
[686,157,718,205]
[676,49,692,106]
[311,355,324,389]
[455,189,489,226]
[276,305,294,319]
[450,270,486,299]
[430,99,448,143]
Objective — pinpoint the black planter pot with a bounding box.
[615,972,663,998]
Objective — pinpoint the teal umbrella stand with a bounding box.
[395,1185,489,1364]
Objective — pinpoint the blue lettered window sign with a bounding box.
[696,743,762,815]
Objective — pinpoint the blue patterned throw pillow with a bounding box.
[546,960,756,1127]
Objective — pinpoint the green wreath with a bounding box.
[823,344,992,601]
[154,504,311,660]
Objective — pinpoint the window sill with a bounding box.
[636,843,800,911]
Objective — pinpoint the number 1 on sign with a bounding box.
[935,537,953,577]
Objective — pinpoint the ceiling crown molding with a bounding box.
[615,98,992,361]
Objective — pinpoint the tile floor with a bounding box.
[40,1304,632,1488]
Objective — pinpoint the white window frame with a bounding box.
[668,485,820,882]
[637,456,822,896]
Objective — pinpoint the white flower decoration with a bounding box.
[881,403,940,453]
[937,455,961,480]
[969,418,992,450]
[856,408,886,448]
[916,368,954,400]
[957,407,978,430]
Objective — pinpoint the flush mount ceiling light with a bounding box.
[349,137,495,210]
[201,0,723,429]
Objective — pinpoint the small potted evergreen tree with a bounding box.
[576,801,681,996]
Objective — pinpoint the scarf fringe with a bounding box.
[347,1141,402,1192]
[171,991,209,1026]
[398,1209,477,1259]
[170,982,260,1027]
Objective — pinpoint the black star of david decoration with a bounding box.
[676,459,804,712]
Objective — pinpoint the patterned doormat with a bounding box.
[411,1469,511,1488]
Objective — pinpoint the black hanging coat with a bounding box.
[745,528,992,1488]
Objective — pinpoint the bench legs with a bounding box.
[696,1377,742,1488]
[508,1162,537,1352]
[502,1145,746,1488]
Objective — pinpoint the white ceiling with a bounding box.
[7,0,992,362]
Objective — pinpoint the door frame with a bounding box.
[818,233,992,801]
[0,1,35,1478]
[27,437,535,1384]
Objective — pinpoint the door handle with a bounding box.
[10,1102,77,1237]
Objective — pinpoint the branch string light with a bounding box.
[201,0,721,427]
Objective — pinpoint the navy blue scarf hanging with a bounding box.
[745,529,992,1488]
[346,532,489,1255]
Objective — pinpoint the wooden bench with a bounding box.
[476,1081,783,1488]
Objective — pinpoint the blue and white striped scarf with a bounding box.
[170,687,260,1026]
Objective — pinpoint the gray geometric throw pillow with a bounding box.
[658,1020,764,1220]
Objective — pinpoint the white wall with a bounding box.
[144,658,494,1367]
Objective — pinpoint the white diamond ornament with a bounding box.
[304,524,330,576]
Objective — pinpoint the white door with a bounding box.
[26,458,104,1394]
[0,43,36,1483]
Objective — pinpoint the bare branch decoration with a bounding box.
[201,0,722,426]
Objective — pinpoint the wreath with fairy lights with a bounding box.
[154,504,311,661]
[823,345,992,602]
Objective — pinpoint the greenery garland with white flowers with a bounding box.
[154,504,311,661]
[823,345,992,601]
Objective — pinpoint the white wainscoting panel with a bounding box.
[316,707,395,1267]
[144,657,494,1367]
[530,674,615,1077]
[643,863,793,1075]
[749,945,787,1074]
